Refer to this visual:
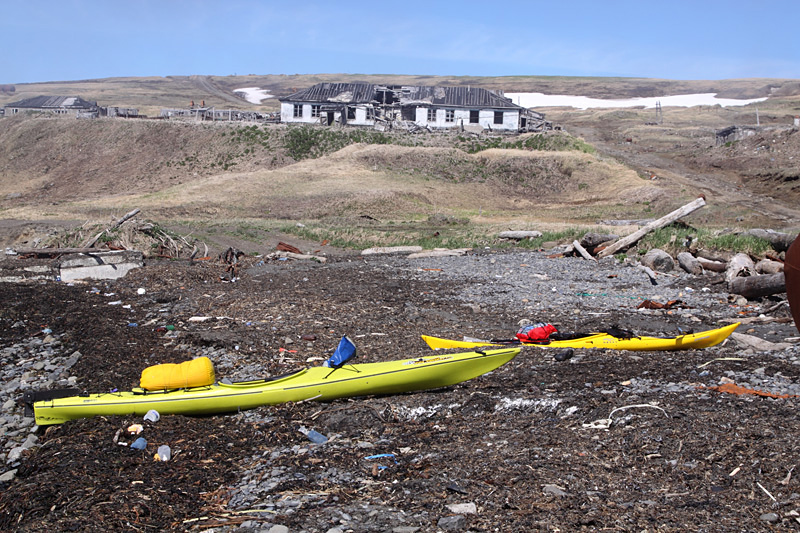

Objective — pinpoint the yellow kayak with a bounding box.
[27,347,519,425]
[422,323,740,351]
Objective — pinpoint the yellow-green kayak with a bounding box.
[28,347,519,425]
[422,322,739,351]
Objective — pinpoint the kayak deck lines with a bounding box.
[422,322,740,351]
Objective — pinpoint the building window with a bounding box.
[427,108,436,122]
[470,110,479,124]
[293,104,303,118]
[366,107,375,120]
[311,105,320,118]
[445,109,455,123]
[494,111,503,125]
[347,107,356,120]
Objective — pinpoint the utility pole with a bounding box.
[655,101,663,124]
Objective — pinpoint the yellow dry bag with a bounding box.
[140,357,215,391]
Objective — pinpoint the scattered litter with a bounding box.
[637,299,689,310]
[137,288,146,295]
[155,445,171,461]
[582,403,668,430]
[143,409,160,423]
[707,382,798,399]
[757,481,777,503]
[298,426,328,444]
[697,357,745,369]
[127,424,144,434]
[365,453,398,465]
[130,437,147,450]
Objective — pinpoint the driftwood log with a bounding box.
[361,246,423,256]
[742,229,798,252]
[12,247,104,256]
[407,248,472,259]
[498,231,543,240]
[696,257,727,272]
[677,251,703,275]
[580,233,618,250]
[597,197,706,258]
[572,240,596,262]
[725,253,756,284]
[83,208,141,248]
[729,272,786,299]
[756,259,784,274]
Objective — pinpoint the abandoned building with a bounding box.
[3,95,138,119]
[279,82,549,132]
[3,96,100,117]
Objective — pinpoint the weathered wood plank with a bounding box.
[596,197,706,258]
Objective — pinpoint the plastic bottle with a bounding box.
[130,437,147,450]
[298,426,328,444]
[156,445,171,461]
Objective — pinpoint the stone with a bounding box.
[642,248,675,273]
[446,502,477,514]
[543,484,569,497]
[437,515,467,531]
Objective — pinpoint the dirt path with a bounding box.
[189,75,254,106]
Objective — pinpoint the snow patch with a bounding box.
[506,92,767,110]
[234,87,274,104]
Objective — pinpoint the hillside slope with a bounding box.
[0,116,664,223]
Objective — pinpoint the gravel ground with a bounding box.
[1,248,799,532]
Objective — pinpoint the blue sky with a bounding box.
[2,0,798,84]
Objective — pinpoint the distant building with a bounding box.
[3,95,100,117]
[279,82,548,132]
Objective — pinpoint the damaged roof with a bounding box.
[283,83,377,104]
[396,86,521,109]
[282,83,524,110]
[4,95,98,109]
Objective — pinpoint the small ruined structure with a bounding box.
[159,107,278,122]
[280,82,549,132]
[715,125,759,145]
[103,107,139,118]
